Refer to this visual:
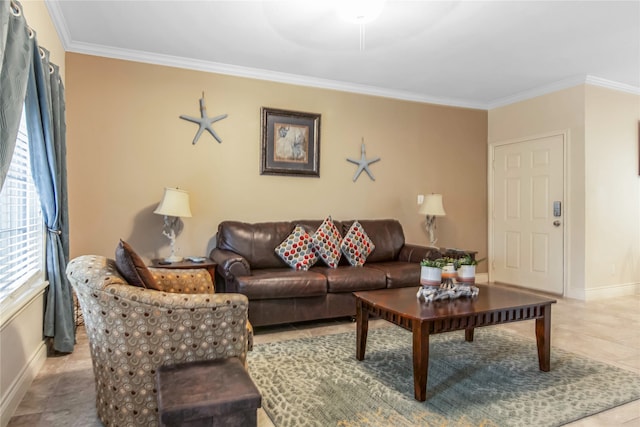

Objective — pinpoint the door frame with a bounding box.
[487,130,570,296]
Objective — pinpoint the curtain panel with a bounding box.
[1,0,74,353]
[26,44,73,353]
[0,0,33,188]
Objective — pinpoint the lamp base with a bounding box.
[163,255,184,263]
[426,215,438,247]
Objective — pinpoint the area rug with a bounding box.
[247,326,640,427]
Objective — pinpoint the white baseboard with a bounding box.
[584,282,640,300]
[0,342,46,427]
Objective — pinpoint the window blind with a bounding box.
[0,109,43,295]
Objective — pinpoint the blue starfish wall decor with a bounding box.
[347,140,381,182]
[180,92,228,144]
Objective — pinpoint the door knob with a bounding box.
[553,220,561,227]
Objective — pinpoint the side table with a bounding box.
[151,259,216,287]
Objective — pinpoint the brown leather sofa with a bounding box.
[210,219,444,327]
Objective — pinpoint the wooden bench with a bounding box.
[157,358,262,427]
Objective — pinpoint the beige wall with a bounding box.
[65,53,488,269]
[584,86,640,292]
[488,85,640,299]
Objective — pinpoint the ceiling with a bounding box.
[46,0,640,109]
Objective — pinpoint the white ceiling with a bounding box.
[46,0,640,109]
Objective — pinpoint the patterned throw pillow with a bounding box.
[275,226,318,270]
[115,239,160,289]
[311,217,342,268]
[341,221,376,267]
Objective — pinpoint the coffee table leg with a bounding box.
[412,320,429,401]
[535,304,552,372]
[465,327,474,342]
[356,299,369,361]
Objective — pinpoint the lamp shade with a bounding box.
[418,194,446,216]
[153,188,192,218]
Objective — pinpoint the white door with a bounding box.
[491,134,564,294]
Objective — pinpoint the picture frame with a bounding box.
[261,107,321,177]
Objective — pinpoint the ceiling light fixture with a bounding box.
[337,0,386,51]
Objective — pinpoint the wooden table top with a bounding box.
[354,284,557,322]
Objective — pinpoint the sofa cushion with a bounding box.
[114,239,159,289]
[365,261,421,289]
[341,220,375,267]
[217,221,296,269]
[312,266,386,293]
[275,225,318,270]
[236,268,327,300]
[310,217,343,268]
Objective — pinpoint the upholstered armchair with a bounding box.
[66,255,251,427]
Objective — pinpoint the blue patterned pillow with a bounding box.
[275,225,318,270]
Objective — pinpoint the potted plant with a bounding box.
[440,257,458,282]
[420,258,445,286]
[455,255,486,283]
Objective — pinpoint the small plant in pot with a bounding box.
[420,258,446,286]
[455,255,486,283]
[439,257,459,288]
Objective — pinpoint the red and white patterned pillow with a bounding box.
[341,221,375,267]
[311,217,342,268]
[275,226,318,270]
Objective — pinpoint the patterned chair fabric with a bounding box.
[66,255,250,427]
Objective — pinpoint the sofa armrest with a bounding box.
[398,244,442,263]
[210,248,251,292]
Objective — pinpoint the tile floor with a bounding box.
[7,286,640,427]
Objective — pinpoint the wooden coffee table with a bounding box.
[354,284,556,401]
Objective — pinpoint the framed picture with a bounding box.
[261,107,321,177]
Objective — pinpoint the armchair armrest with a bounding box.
[147,266,253,351]
[398,244,442,263]
[210,248,251,292]
[91,284,249,360]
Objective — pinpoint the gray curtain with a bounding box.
[0,0,33,188]
[25,40,73,352]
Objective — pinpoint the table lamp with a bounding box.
[418,193,446,247]
[153,187,192,262]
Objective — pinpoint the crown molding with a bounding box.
[486,76,587,109]
[45,0,71,48]
[487,75,640,109]
[584,75,640,95]
[59,39,640,113]
[63,40,487,110]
